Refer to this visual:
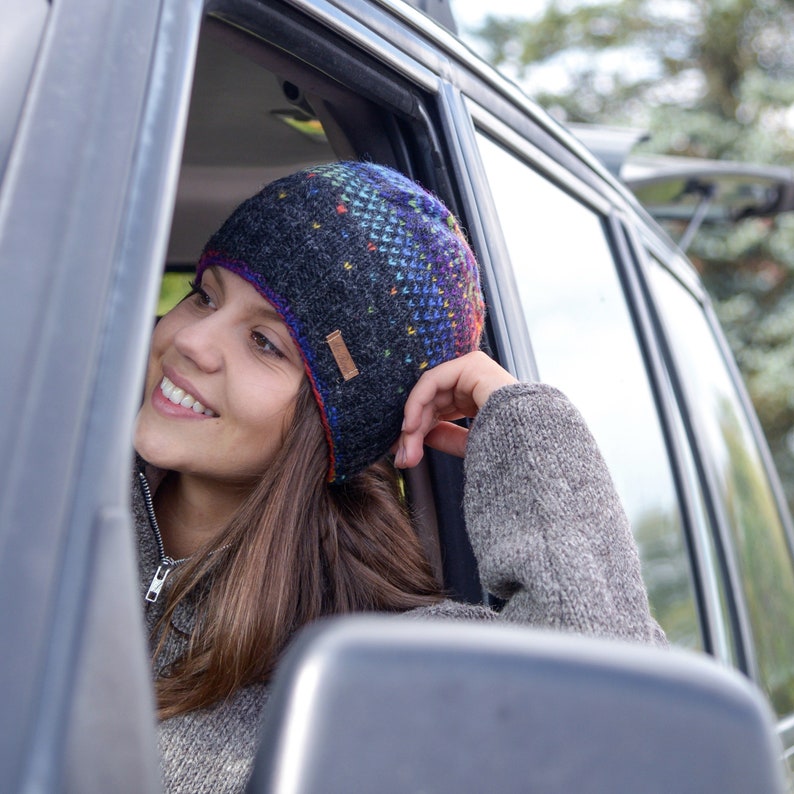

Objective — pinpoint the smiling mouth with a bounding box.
[160,376,218,416]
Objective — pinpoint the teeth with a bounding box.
[160,376,217,416]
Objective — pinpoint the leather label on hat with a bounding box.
[326,330,359,381]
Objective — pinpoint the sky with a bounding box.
[448,0,543,85]
[448,0,665,107]
[451,0,544,30]
[449,0,568,97]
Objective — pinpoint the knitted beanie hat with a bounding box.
[196,161,485,482]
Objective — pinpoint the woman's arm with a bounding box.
[463,381,666,645]
[396,353,667,646]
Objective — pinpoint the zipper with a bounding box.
[138,470,188,603]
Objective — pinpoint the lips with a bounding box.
[159,376,218,417]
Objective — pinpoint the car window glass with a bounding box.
[0,1,49,182]
[648,256,794,716]
[475,131,701,649]
[657,350,738,663]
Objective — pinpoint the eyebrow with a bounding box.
[209,266,282,321]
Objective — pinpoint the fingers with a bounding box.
[393,352,518,468]
[424,422,470,458]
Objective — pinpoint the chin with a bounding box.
[133,410,169,468]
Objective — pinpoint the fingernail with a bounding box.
[396,444,406,468]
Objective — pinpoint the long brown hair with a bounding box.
[153,379,442,719]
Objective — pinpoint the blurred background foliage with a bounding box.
[455,0,794,515]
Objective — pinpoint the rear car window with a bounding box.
[649,256,794,717]
[476,131,702,649]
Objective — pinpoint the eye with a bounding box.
[187,279,214,308]
[251,330,285,359]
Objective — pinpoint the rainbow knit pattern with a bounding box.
[197,161,485,482]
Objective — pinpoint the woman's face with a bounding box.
[134,266,306,483]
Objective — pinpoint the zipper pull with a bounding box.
[146,562,174,603]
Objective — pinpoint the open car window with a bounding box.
[156,11,485,600]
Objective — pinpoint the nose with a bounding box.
[172,311,225,373]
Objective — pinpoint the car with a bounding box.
[3,0,794,789]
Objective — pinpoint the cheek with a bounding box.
[149,311,179,355]
[145,321,168,372]
[144,312,182,382]
[235,375,301,441]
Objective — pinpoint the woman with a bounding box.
[133,161,665,793]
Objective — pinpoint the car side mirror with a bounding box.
[247,616,787,793]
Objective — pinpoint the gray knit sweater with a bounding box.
[133,383,666,794]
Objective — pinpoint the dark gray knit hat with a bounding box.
[196,161,484,482]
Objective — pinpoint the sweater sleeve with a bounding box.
[463,381,667,647]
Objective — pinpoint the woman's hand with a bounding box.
[392,351,518,468]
